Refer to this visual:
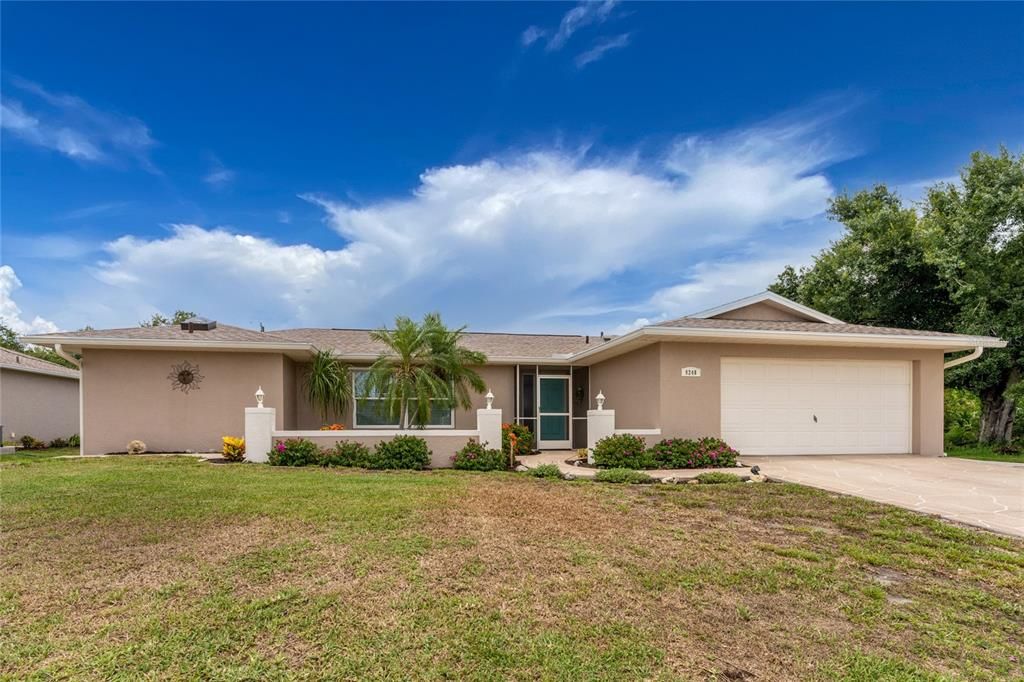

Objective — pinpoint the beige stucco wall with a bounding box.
[589,341,946,456]
[712,301,814,322]
[290,363,515,430]
[282,433,480,469]
[0,368,79,443]
[588,343,661,429]
[82,349,290,454]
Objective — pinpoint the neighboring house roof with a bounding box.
[0,347,80,379]
[21,292,1006,363]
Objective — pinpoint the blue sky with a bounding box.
[2,2,1022,335]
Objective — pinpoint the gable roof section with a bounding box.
[688,291,845,324]
[0,347,80,379]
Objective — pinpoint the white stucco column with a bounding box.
[477,408,502,450]
[244,407,276,463]
[587,409,615,464]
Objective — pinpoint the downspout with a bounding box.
[54,344,83,456]
[943,346,984,370]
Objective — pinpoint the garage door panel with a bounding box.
[721,358,911,455]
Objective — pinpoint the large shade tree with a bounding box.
[364,313,487,428]
[771,150,1022,443]
[920,149,1023,443]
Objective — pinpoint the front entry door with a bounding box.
[538,376,571,449]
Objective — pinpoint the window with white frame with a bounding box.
[352,370,454,428]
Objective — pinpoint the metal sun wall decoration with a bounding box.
[168,361,204,394]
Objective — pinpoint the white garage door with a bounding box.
[721,358,911,455]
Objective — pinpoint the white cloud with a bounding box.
[203,156,236,189]
[276,211,292,224]
[0,266,60,335]
[546,0,618,51]
[520,25,547,47]
[575,33,630,68]
[0,78,157,171]
[75,103,848,333]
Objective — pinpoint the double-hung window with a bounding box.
[352,370,454,428]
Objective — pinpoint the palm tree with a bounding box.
[364,313,487,428]
[304,348,352,425]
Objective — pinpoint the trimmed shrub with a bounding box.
[48,437,70,449]
[452,439,507,471]
[68,434,81,448]
[320,441,372,468]
[502,422,534,457]
[126,440,147,455]
[19,435,45,450]
[269,438,321,467]
[221,436,246,462]
[592,433,654,469]
[372,435,431,470]
[594,468,655,484]
[527,463,563,479]
[945,424,977,448]
[647,437,739,469]
[696,472,743,484]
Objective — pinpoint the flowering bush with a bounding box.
[371,435,431,470]
[319,424,345,431]
[592,433,655,468]
[452,439,507,471]
[502,423,533,458]
[268,438,321,467]
[320,440,372,467]
[221,436,246,462]
[646,437,738,468]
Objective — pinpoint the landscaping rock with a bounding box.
[514,465,529,473]
[562,473,576,481]
[686,478,699,485]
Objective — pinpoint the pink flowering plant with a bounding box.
[268,438,322,467]
[647,437,739,469]
[452,439,507,471]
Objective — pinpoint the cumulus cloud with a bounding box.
[0,77,157,171]
[575,33,631,68]
[0,266,60,335]
[78,103,849,333]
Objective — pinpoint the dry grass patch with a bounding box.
[1,457,1021,680]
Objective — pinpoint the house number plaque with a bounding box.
[681,367,701,377]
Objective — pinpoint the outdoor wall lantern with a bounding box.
[255,386,265,408]
[485,390,494,409]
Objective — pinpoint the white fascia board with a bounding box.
[689,291,846,324]
[20,336,316,358]
[567,326,1007,364]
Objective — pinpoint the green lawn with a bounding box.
[0,446,79,464]
[1,457,1021,681]
[946,444,1024,464]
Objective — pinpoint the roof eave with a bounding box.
[0,364,80,380]
[688,291,846,324]
[20,335,317,360]
[567,326,1007,365]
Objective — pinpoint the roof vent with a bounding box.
[180,316,217,333]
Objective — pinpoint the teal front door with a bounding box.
[538,376,571,449]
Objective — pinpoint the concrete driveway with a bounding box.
[746,455,1024,538]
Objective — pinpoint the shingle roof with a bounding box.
[38,323,297,344]
[655,316,990,339]
[0,347,80,378]
[271,328,596,360]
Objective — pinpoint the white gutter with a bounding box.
[943,346,984,370]
[53,343,81,369]
[568,326,1007,364]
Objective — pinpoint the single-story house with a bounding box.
[23,292,1005,460]
[0,347,80,444]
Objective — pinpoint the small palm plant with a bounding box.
[305,348,352,425]
[364,313,487,427]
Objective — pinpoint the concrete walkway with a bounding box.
[745,455,1024,538]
